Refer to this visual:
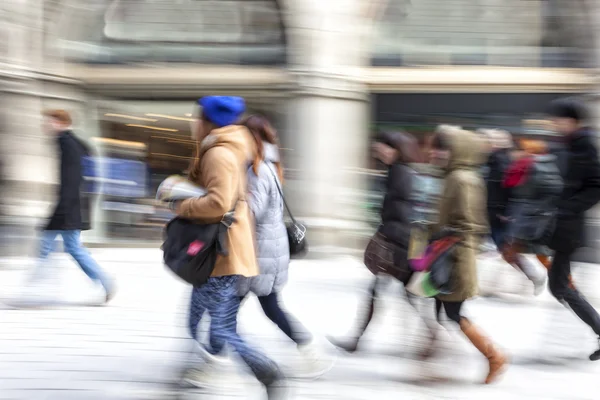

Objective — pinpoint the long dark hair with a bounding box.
[242,115,284,182]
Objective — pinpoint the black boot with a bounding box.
[327,277,378,353]
[258,370,289,400]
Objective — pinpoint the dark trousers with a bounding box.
[488,213,507,249]
[435,299,464,324]
[257,292,312,346]
[549,251,600,336]
[353,274,435,338]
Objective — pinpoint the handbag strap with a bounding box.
[265,163,297,224]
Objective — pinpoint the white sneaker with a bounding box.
[183,344,250,392]
[183,352,234,390]
[532,274,548,296]
[292,341,336,379]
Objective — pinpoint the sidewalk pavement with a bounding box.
[1,249,600,399]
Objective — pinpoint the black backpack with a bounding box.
[162,209,236,287]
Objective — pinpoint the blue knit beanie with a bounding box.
[198,96,246,128]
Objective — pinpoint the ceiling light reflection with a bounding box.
[145,113,195,122]
[104,113,158,122]
[126,124,178,132]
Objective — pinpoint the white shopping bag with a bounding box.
[156,175,207,202]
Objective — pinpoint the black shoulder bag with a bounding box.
[266,165,308,258]
[162,204,237,287]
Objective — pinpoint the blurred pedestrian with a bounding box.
[482,129,513,251]
[178,97,286,398]
[238,114,334,378]
[328,131,440,358]
[500,139,562,295]
[28,110,115,303]
[547,98,600,361]
[430,128,507,384]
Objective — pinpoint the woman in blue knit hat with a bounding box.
[176,96,287,398]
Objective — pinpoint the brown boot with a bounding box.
[459,318,507,384]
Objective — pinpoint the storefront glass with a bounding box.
[371,0,594,68]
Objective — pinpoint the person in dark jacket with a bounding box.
[547,98,600,361]
[30,110,114,303]
[328,131,439,356]
[501,139,562,295]
[483,130,514,250]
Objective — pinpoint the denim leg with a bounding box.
[39,231,59,259]
[61,230,112,290]
[29,231,59,282]
[193,276,280,382]
[188,289,207,342]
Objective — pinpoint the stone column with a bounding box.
[281,0,373,248]
[0,1,89,255]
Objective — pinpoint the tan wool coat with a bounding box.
[178,125,259,279]
[436,129,489,302]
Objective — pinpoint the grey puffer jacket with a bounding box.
[238,143,289,297]
[507,154,563,244]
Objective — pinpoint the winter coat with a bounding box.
[178,125,259,279]
[371,162,415,279]
[550,128,600,253]
[379,163,414,247]
[238,143,289,297]
[485,148,511,216]
[45,131,93,231]
[435,130,489,302]
[505,154,563,244]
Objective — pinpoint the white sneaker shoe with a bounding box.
[183,344,250,392]
[292,341,336,379]
[532,274,547,296]
[183,352,234,390]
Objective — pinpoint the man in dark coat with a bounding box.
[31,110,114,303]
[547,98,600,360]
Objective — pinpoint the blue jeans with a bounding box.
[35,230,112,291]
[189,276,280,382]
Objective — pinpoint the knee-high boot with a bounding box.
[459,318,508,384]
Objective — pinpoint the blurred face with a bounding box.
[190,107,212,142]
[429,148,450,168]
[372,142,398,165]
[551,117,579,135]
[42,117,65,135]
[484,137,496,153]
[510,149,527,160]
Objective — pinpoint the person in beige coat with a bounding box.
[176,96,285,399]
[431,127,507,384]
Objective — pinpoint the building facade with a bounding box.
[1,0,599,256]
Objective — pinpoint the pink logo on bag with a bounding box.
[187,240,205,256]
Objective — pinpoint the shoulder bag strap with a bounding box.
[265,163,297,224]
[220,150,243,226]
